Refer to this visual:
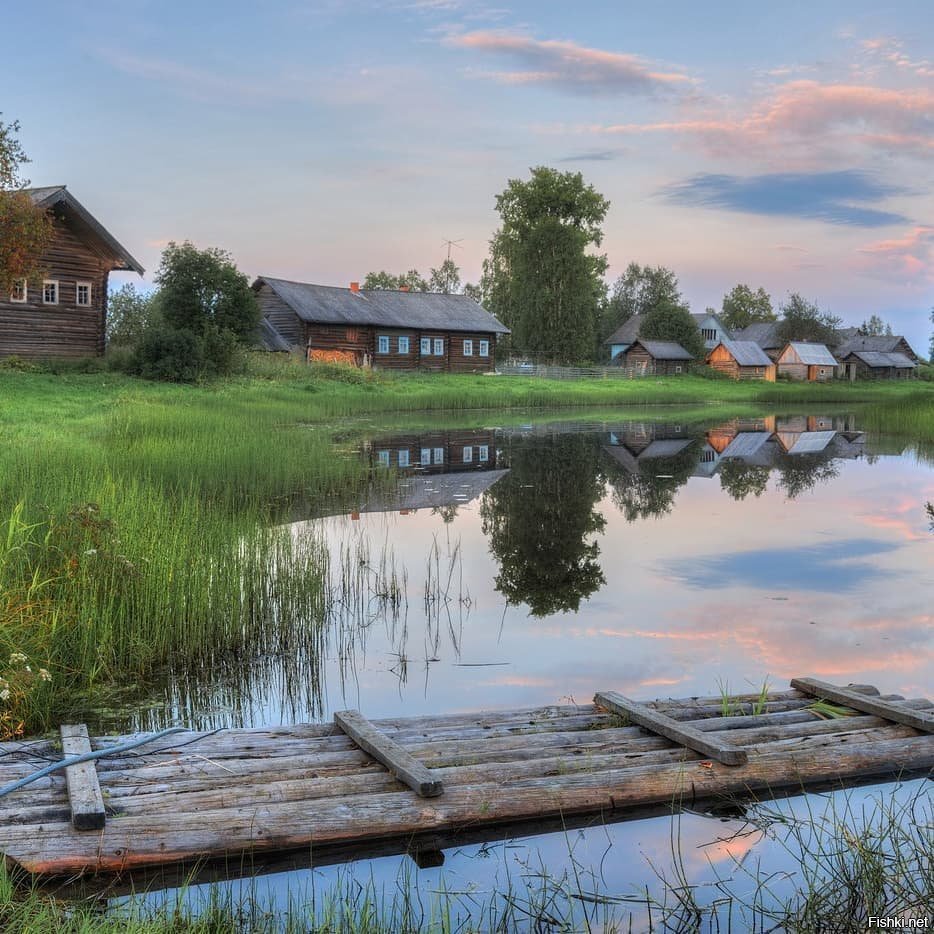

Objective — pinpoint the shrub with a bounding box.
[130,325,205,382]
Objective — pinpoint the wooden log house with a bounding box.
[619,339,694,376]
[1,187,143,359]
[776,341,838,381]
[254,277,509,373]
[839,350,918,380]
[706,338,776,381]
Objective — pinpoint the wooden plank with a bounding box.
[334,709,443,798]
[791,678,934,733]
[595,691,748,765]
[59,724,106,831]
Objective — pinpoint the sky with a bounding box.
[5,0,933,352]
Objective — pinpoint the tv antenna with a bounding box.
[440,238,464,261]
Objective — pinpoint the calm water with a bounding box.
[125,409,934,927]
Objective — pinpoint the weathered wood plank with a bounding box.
[791,678,934,733]
[334,709,443,798]
[595,691,748,765]
[60,725,106,831]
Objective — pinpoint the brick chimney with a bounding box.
[350,281,360,292]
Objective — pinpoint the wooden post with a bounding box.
[60,724,106,831]
[791,679,934,733]
[594,692,748,766]
[334,710,443,797]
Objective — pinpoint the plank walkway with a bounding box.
[0,679,931,880]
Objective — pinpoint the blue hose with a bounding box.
[0,726,189,799]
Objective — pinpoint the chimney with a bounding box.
[350,281,360,292]
[399,285,409,292]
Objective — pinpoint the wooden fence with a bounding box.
[497,363,653,380]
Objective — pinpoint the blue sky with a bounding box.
[6,0,933,351]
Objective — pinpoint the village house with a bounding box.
[1,187,143,358]
[776,342,838,381]
[706,338,777,381]
[731,322,785,362]
[605,310,723,360]
[838,350,918,380]
[619,339,694,375]
[254,277,509,372]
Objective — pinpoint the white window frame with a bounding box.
[398,449,410,468]
[420,448,432,466]
[478,340,490,357]
[377,450,390,466]
[377,335,390,354]
[463,339,474,356]
[420,337,431,355]
[433,338,444,356]
[42,280,59,305]
[10,278,27,303]
[675,365,682,374]
[398,336,410,354]
[478,445,489,463]
[76,281,92,307]
[433,447,444,464]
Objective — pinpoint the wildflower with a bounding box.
[0,689,9,702]
[38,669,52,682]
[84,548,98,556]
[9,652,27,665]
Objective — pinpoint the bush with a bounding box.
[130,326,205,382]
[917,363,934,382]
[0,355,42,373]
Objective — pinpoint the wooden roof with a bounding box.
[630,339,694,360]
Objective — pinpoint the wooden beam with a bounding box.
[594,692,748,766]
[791,679,934,733]
[334,710,443,797]
[60,724,106,831]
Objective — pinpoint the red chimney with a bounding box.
[350,281,360,292]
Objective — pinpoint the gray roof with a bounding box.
[356,469,509,513]
[606,314,642,346]
[733,322,783,349]
[782,430,837,455]
[633,339,694,360]
[848,350,917,369]
[721,432,774,459]
[836,334,918,359]
[256,318,293,352]
[783,342,838,366]
[715,338,773,367]
[256,277,509,334]
[24,186,144,274]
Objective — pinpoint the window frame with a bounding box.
[42,280,59,305]
[420,448,432,466]
[433,447,444,465]
[398,336,410,354]
[478,444,489,462]
[76,281,92,307]
[433,338,444,356]
[398,449,410,468]
[10,279,27,303]
[463,445,473,463]
[478,339,490,357]
[377,335,390,354]
[420,337,431,355]
[463,339,473,356]
[377,450,390,467]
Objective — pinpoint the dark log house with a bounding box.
[1,187,143,358]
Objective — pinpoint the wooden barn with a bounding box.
[1,187,143,358]
[839,350,918,380]
[254,277,509,373]
[620,339,694,375]
[776,342,837,381]
[706,339,776,381]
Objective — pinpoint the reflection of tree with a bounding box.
[604,442,697,521]
[480,434,606,616]
[927,502,933,532]
[431,505,458,524]
[718,459,770,501]
[775,454,839,499]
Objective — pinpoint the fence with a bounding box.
[497,362,654,380]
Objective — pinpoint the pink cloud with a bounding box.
[855,226,934,282]
[449,31,693,96]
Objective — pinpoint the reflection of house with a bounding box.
[605,423,695,473]
[776,342,838,381]
[838,351,917,380]
[620,340,694,375]
[367,430,500,474]
[720,432,778,466]
[775,430,838,455]
[706,339,776,381]
[253,277,509,372]
[355,470,510,516]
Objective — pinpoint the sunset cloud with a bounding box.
[856,226,934,281]
[449,31,693,96]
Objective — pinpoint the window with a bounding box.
[398,336,410,354]
[433,447,444,465]
[478,340,490,357]
[420,448,432,466]
[675,365,682,373]
[702,328,717,342]
[478,445,489,463]
[377,450,390,466]
[76,282,92,307]
[398,449,410,468]
[10,279,27,303]
[433,338,444,356]
[463,446,473,463]
[42,280,58,305]
[420,337,431,355]
[701,449,716,463]
[819,368,826,376]
[463,339,474,356]
[377,335,390,354]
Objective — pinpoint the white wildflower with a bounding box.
[38,669,52,682]
[84,548,98,556]
[9,652,27,665]
[0,689,9,702]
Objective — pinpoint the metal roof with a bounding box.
[733,322,783,348]
[721,432,773,459]
[256,318,293,352]
[836,335,903,356]
[783,430,837,454]
[633,339,694,360]
[605,314,642,346]
[849,350,917,369]
[24,186,144,274]
[716,338,773,367]
[256,277,510,334]
[784,342,838,366]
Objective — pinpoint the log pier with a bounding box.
[0,679,931,880]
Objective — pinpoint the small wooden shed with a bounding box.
[776,342,837,381]
[839,350,917,380]
[706,339,776,381]
[622,339,694,375]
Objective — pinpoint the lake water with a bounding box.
[124,408,934,928]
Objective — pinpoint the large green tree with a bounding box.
[362,269,429,291]
[428,259,461,294]
[0,115,52,295]
[776,293,842,347]
[600,263,682,346]
[640,299,705,359]
[857,314,892,337]
[106,283,157,347]
[720,283,775,331]
[483,167,609,364]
